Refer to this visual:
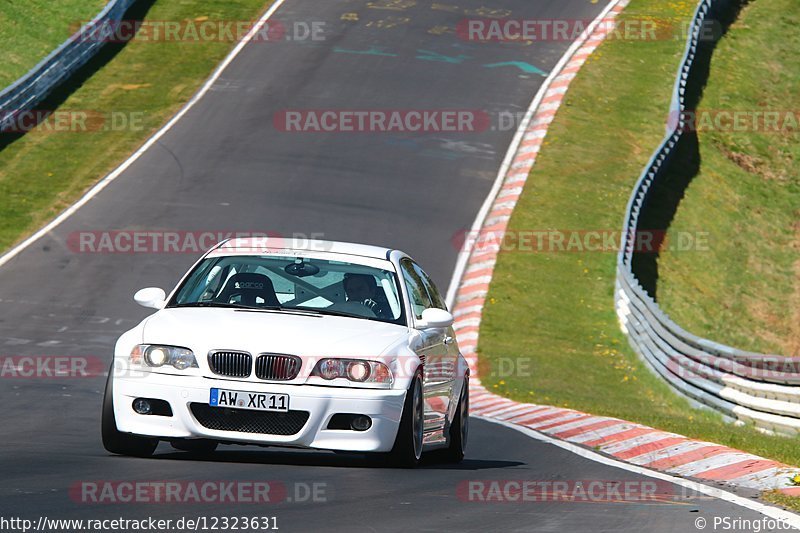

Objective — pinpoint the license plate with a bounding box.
[209,388,289,412]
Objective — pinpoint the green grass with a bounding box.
[0,0,107,87]
[657,0,800,357]
[478,0,800,467]
[0,0,273,249]
[763,490,800,514]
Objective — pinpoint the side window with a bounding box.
[412,263,447,311]
[400,259,432,319]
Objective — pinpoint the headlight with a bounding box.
[130,345,198,370]
[146,347,170,367]
[347,361,370,382]
[311,359,392,385]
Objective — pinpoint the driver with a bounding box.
[343,273,391,319]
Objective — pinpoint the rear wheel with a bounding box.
[101,370,158,458]
[442,379,468,463]
[387,370,424,468]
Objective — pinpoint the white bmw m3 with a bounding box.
[102,238,468,467]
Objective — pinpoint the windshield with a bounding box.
[168,255,406,325]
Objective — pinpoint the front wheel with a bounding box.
[101,370,158,457]
[387,370,424,468]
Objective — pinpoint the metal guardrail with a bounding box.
[615,0,800,436]
[0,0,136,124]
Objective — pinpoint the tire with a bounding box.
[171,439,218,454]
[101,369,158,457]
[387,370,424,468]
[442,379,468,463]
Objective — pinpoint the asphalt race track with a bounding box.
[0,0,777,531]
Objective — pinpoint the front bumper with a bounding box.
[113,371,406,452]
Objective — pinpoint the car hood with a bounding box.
[142,308,409,358]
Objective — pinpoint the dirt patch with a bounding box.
[720,145,762,174]
[716,142,794,181]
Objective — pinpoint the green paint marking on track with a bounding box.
[483,61,547,76]
[333,46,398,56]
[415,49,470,64]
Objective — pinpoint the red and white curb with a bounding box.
[448,0,800,496]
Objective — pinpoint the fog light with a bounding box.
[133,398,152,415]
[351,415,372,431]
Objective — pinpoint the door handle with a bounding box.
[444,336,454,345]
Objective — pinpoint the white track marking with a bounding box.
[0,0,290,269]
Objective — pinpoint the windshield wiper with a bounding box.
[171,302,368,320]
[260,307,323,317]
[292,307,362,319]
[170,302,282,311]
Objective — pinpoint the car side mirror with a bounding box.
[416,308,454,329]
[134,287,167,310]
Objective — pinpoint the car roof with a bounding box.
[213,237,396,260]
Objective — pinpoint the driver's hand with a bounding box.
[362,298,389,318]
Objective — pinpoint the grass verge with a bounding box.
[657,0,800,356]
[0,0,273,249]
[0,0,107,88]
[478,0,800,467]
[763,490,800,514]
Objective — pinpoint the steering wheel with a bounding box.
[331,301,377,318]
[362,298,391,319]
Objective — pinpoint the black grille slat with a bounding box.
[191,404,309,435]
[208,351,252,378]
[255,354,301,381]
